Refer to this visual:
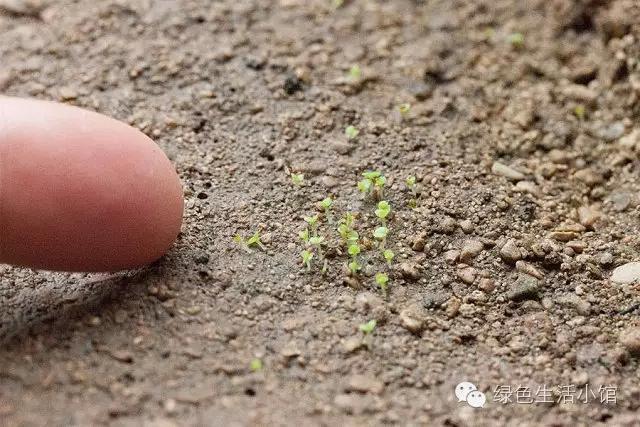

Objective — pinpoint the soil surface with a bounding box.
[2,0,640,425]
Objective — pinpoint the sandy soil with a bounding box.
[2,0,640,425]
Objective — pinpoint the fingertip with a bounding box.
[0,97,184,272]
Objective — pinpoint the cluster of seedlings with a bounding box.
[294,170,417,299]
[233,231,265,253]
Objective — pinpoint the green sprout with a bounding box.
[375,272,389,297]
[406,176,417,208]
[375,200,391,223]
[338,225,358,245]
[320,197,333,222]
[373,226,388,240]
[304,214,320,236]
[338,212,359,247]
[301,250,313,271]
[357,178,372,194]
[332,0,344,8]
[309,236,324,246]
[347,243,361,275]
[363,171,382,181]
[299,228,310,244]
[348,243,361,257]
[373,226,389,250]
[406,175,416,191]
[507,32,524,48]
[359,319,376,349]
[342,212,355,228]
[309,235,327,273]
[348,260,361,275]
[574,104,586,120]
[291,173,304,186]
[398,103,411,116]
[383,249,395,266]
[234,231,265,252]
[349,64,362,81]
[250,358,263,372]
[359,319,376,335]
[358,171,386,199]
[345,125,359,140]
[320,197,333,210]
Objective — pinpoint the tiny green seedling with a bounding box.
[304,214,320,236]
[349,64,362,81]
[291,173,304,186]
[574,105,586,120]
[347,243,361,275]
[348,243,361,257]
[373,226,388,250]
[342,212,355,228]
[250,358,263,372]
[309,236,324,246]
[375,272,389,297]
[332,0,344,8]
[359,319,376,335]
[301,250,313,271]
[507,32,524,48]
[246,231,266,250]
[319,197,333,222]
[357,177,372,194]
[309,235,327,273]
[338,212,358,246]
[348,260,361,275]
[358,171,386,199]
[398,103,411,116]
[383,249,395,266]
[373,226,388,240]
[339,226,358,246]
[359,319,376,349]
[345,125,359,140]
[406,176,417,208]
[320,197,333,210]
[234,231,265,252]
[375,201,391,223]
[299,228,310,244]
[406,175,416,191]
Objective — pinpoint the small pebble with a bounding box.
[399,306,426,334]
[620,328,640,356]
[423,291,450,309]
[478,278,496,293]
[548,231,578,242]
[611,262,640,285]
[444,250,460,265]
[597,122,625,142]
[445,297,461,318]
[515,260,544,279]
[507,274,539,301]
[457,266,477,285]
[397,262,421,281]
[345,375,385,395]
[459,219,474,234]
[459,240,484,264]
[492,161,525,181]
[500,239,522,264]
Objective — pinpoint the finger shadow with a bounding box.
[0,261,167,347]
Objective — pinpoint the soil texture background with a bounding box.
[2,0,640,425]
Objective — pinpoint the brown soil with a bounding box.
[2,0,640,425]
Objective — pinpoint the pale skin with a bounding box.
[0,97,184,272]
